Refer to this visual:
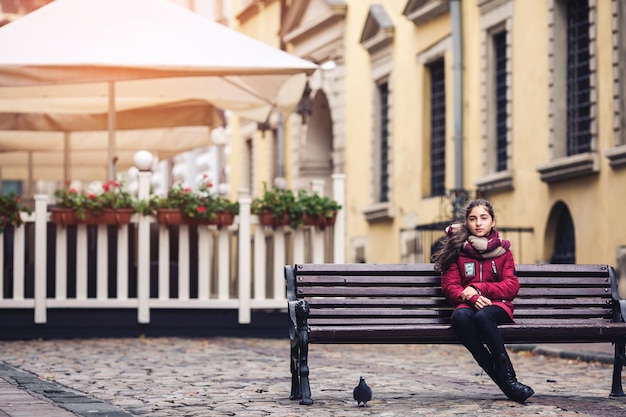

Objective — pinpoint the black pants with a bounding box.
[450,306,512,359]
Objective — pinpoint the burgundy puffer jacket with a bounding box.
[440,249,520,321]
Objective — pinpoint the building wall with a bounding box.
[231,0,626,267]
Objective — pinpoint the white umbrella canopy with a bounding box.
[0,0,316,181]
[0,125,217,181]
[0,99,225,181]
[0,0,316,120]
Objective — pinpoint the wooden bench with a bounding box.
[285,263,626,405]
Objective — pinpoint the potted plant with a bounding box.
[0,192,31,233]
[52,180,135,226]
[297,190,341,228]
[251,183,302,228]
[151,177,239,227]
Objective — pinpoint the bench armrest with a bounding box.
[610,267,626,322]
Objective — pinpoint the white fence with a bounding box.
[0,174,346,325]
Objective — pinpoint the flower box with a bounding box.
[50,207,95,226]
[156,208,234,227]
[51,208,134,226]
[302,211,337,229]
[258,211,290,228]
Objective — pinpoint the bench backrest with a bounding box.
[286,263,619,343]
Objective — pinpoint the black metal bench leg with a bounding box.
[610,340,625,397]
[289,339,301,400]
[294,299,313,405]
[298,330,313,405]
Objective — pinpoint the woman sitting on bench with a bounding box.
[432,198,534,403]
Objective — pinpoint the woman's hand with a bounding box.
[461,287,492,309]
[460,286,479,300]
[474,295,493,310]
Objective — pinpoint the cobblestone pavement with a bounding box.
[0,337,625,417]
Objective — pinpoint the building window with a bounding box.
[551,204,576,264]
[494,31,508,172]
[538,0,599,183]
[378,81,390,203]
[475,0,514,194]
[428,59,446,197]
[360,4,395,222]
[566,0,591,156]
[606,0,626,168]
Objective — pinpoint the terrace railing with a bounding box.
[0,174,346,325]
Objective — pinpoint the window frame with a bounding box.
[606,0,626,168]
[537,0,600,183]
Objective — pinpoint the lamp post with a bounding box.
[133,150,153,324]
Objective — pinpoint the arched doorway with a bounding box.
[300,89,333,196]
[545,202,576,264]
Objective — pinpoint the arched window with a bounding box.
[548,203,576,264]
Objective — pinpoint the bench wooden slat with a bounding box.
[297,275,610,286]
[308,298,449,307]
[294,263,436,275]
[513,298,611,306]
[307,297,610,308]
[299,286,608,297]
[297,287,443,297]
[308,307,611,318]
[515,263,611,276]
[296,275,442,285]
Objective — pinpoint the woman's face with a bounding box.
[466,205,495,237]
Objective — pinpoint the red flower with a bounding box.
[102,183,110,192]
[197,206,207,213]
[88,194,96,199]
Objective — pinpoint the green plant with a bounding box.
[251,183,302,228]
[297,190,342,218]
[54,180,135,219]
[0,192,31,233]
[151,177,239,221]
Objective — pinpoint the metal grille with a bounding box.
[379,82,390,202]
[551,208,576,264]
[400,223,534,264]
[429,59,446,197]
[566,0,592,155]
[494,31,508,171]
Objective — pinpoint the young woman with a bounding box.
[432,199,534,403]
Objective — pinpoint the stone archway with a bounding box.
[545,201,576,264]
[300,89,333,196]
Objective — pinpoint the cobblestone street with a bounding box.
[0,337,625,416]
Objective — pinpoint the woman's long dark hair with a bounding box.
[431,199,495,273]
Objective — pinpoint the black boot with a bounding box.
[474,353,503,389]
[493,352,534,403]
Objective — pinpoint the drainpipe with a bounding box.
[277,112,285,178]
[276,0,287,181]
[451,0,464,216]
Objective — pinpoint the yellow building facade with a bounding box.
[232,0,626,270]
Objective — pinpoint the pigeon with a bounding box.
[353,376,372,407]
